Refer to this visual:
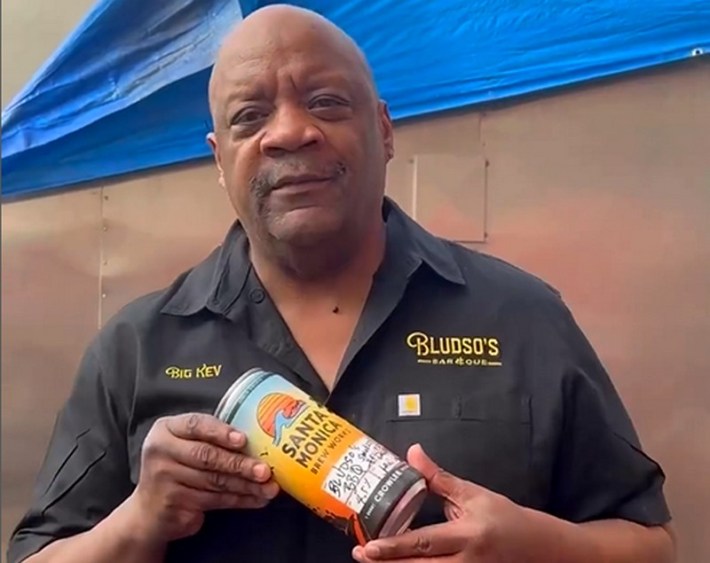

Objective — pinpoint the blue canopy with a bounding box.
[2,0,708,198]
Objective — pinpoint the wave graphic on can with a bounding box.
[215,368,427,545]
[257,393,307,445]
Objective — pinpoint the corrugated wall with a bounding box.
[2,59,709,562]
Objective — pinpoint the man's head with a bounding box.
[207,5,394,254]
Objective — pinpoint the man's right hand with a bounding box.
[125,413,279,545]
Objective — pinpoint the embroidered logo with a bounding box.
[405,331,503,367]
[165,364,223,379]
[398,394,421,417]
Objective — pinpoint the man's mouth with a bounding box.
[271,173,333,191]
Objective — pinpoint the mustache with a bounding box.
[250,159,347,197]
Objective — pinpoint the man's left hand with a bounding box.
[352,443,541,562]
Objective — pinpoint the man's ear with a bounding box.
[206,132,226,188]
[378,101,395,161]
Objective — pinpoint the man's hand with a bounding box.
[352,443,541,562]
[125,413,279,546]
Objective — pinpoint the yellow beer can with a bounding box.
[214,367,427,545]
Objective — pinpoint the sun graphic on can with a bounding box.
[257,392,307,445]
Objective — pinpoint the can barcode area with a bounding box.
[322,437,401,512]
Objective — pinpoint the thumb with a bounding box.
[406,443,471,503]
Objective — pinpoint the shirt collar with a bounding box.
[160,196,465,318]
[160,220,251,317]
[382,197,465,285]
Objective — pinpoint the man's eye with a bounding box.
[231,108,267,126]
[310,96,347,109]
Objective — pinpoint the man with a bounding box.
[8,4,675,563]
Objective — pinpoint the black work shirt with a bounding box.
[8,198,671,563]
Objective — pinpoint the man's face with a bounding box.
[208,26,394,248]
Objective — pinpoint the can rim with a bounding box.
[214,367,268,422]
[378,477,427,538]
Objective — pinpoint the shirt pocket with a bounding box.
[37,428,107,516]
[382,390,532,524]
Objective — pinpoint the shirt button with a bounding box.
[249,289,265,303]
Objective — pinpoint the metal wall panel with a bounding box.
[1,60,708,563]
[479,60,710,563]
[412,154,486,243]
[385,111,481,215]
[1,189,103,559]
[100,163,236,324]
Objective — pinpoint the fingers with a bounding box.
[406,444,441,480]
[352,552,450,563]
[171,464,280,499]
[180,486,272,512]
[171,439,271,482]
[406,444,478,503]
[352,553,449,563]
[145,415,273,483]
[133,414,278,542]
[352,522,466,561]
[167,413,245,451]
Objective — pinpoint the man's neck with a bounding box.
[250,220,386,309]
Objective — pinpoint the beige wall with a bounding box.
[1,0,95,107]
[2,59,709,563]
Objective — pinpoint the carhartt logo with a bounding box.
[165,364,223,379]
[406,331,503,367]
[398,394,421,417]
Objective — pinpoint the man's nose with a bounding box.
[260,105,324,155]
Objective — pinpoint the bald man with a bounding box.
[8,5,675,563]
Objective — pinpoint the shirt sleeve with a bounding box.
[7,340,134,563]
[546,304,671,526]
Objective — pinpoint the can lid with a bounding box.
[214,367,268,422]
[378,477,428,538]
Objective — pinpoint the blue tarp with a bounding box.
[2,0,709,198]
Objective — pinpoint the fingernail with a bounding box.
[229,431,246,447]
[263,482,279,499]
[365,545,381,558]
[254,463,270,480]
